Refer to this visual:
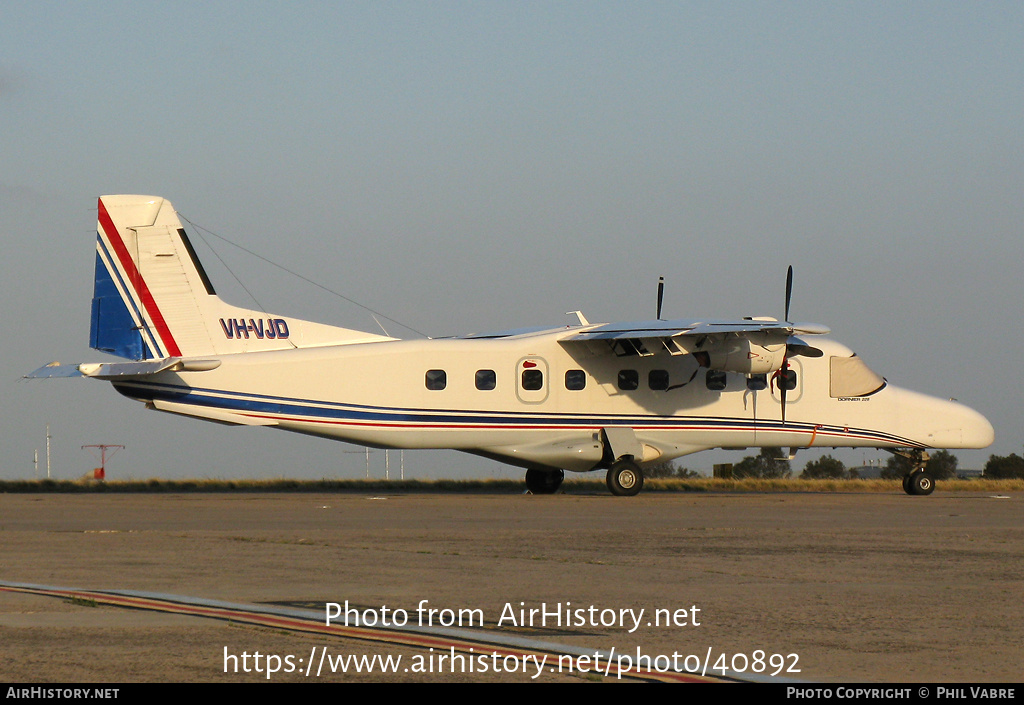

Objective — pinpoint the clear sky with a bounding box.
[3,2,1022,480]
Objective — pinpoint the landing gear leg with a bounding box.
[606,458,644,497]
[525,468,564,494]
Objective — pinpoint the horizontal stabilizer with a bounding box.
[25,362,85,379]
[27,359,221,380]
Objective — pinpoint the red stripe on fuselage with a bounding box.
[97,198,181,357]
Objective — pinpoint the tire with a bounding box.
[606,460,644,497]
[908,471,935,496]
[902,474,913,495]
[525,468,563,494]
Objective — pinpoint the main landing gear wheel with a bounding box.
[606,459,644,497]
[906,471,935,496]
[525,468,564,494]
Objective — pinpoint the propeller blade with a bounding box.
[784,265,793,322]
[781,376,787,424]
[787,340,823,358]
[656,276,665,320]
[781,266,793,424]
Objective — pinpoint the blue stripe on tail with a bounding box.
[90,250,152,360]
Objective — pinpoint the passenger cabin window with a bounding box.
[747,374,768,391]
[565,369,586,391]
[705,369,727,391]
[425,369,446,390]
[777,368,797,391]
[618,370,639,391]
[649,369,669,391]
[830,355,886,397]
[475,369,496,391]
[521,369,544,391]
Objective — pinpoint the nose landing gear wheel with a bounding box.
[606,459,644,496]
[893,450,936,496]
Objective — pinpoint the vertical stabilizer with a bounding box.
[91,195,392,360]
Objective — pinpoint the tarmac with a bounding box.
[1,490,1021,682]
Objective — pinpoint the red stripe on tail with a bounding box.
[97,198,182,357]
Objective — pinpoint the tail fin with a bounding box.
[91,195,391,360]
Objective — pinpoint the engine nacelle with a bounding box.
[698,338,787,375]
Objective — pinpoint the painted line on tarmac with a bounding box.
[0,579,759,683]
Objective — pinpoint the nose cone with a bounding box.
[899,390,995,449]
[954,403,996,448]
[958,401,991,446]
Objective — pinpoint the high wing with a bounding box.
[561,317,830,340]
[559,317,830,375]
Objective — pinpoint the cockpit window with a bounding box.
[830,355,886,398]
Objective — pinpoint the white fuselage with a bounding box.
[112,329,994,473]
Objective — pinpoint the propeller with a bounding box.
[772,266,830,422]
[656,276,665,320]
[774,266,795,424]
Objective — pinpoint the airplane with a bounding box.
[29,195,994,496]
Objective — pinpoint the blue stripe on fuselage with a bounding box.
[111,379,920,446]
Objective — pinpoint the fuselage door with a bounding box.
[516,357,549,404]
